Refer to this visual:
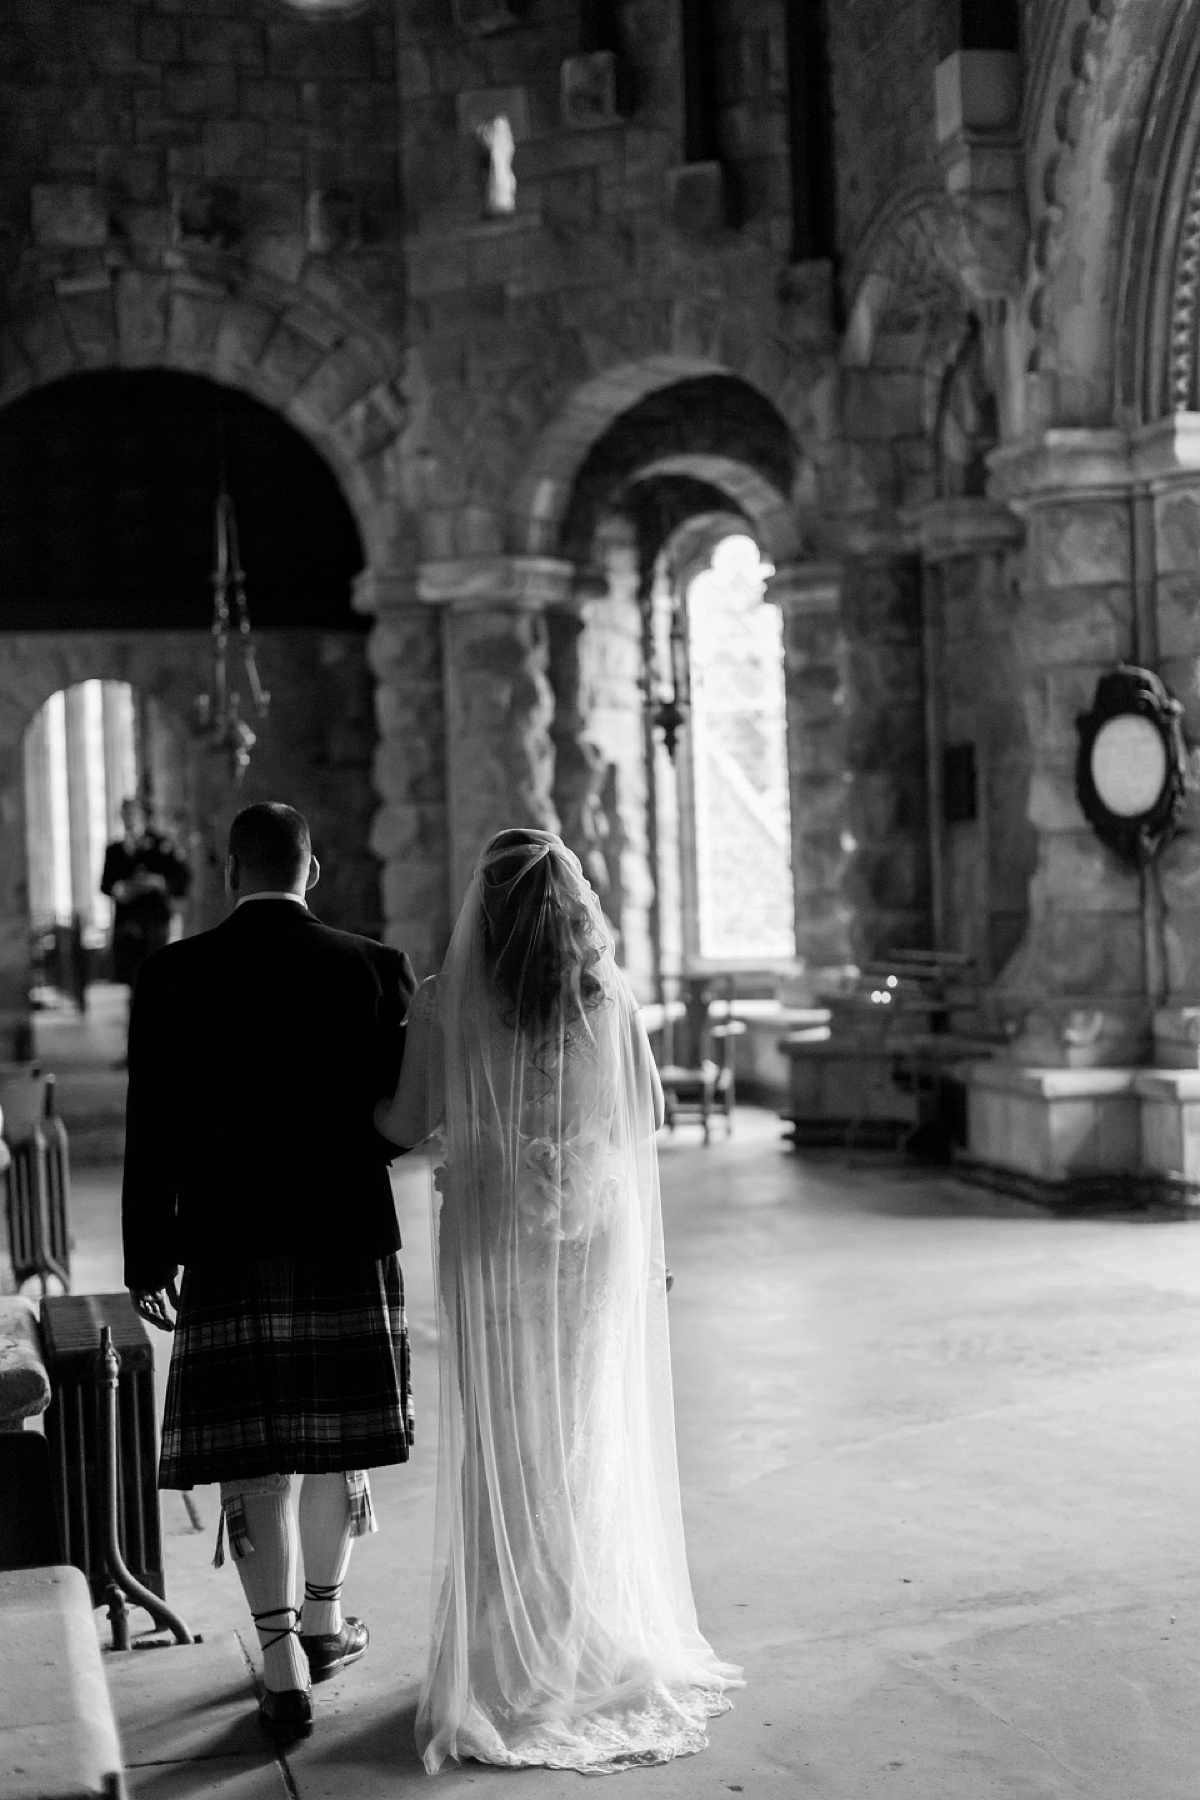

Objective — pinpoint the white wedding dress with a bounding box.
[407,837,742,1775]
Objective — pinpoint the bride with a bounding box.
[376,827,742,1774]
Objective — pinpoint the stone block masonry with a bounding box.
[0,2,402,300]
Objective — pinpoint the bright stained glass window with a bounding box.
[687,536,795,963]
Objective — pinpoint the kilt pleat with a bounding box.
[159,1252,412,1488]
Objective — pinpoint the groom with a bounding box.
[122,802,416,1742]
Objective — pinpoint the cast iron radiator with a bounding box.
[40,1292,165,1603]
[4,1086,71,1291]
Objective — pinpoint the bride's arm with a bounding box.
[626,992,665,1130]
[648,1048,665,1131]
[375,977,444,1146]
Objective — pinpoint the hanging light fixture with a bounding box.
[193,482,270,780]
[642,574,691,762]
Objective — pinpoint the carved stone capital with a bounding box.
[352,567,417,614]
[988,429,1132,510]
[765,561,842,616]
[417,555,576,613]
[934,50,1027,305]
[1131,415,1200,486]
[908,496,1023,564]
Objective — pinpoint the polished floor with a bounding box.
[60,1113,1200,1797]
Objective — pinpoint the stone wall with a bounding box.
[825,0,939,261]
[933,539,1036,981]
[0,0,1127,1042]
[395,0,811,569]
[0,2,402,310]
[712,0,790,249]
[839,554,930,959]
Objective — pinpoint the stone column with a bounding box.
[965,434,1148,1186]
[913,497,1027,978]
[419,556,566,909]
[546,574,609,899]
[786,532,932,966]
[986,431,1146,1067]
[767,562,855,982]
[1136,419,1200,1025]
[366,574,452,977]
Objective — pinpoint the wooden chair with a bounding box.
[657,975,746,1143]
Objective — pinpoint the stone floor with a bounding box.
[52,1112,1200,1798]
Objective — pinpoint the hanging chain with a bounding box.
[199,479,270,778]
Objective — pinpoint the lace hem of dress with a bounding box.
[435,1681,736,1776]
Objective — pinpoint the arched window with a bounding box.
[683,535,795,963]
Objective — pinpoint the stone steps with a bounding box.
[0,1565,126,1800]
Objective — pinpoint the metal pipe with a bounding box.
[99,1326,193,1646]
[919,557,948,951]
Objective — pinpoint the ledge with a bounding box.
[964,1061,1139,1099]
[988,429,1131,506]
[1135,1068,1200,1101]
[416,555,575,610]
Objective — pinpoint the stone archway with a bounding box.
[507,356,806,563]
[503,368,807,993]
[0,261,409,581]
[0,634,215,1055]
[0,262,453,981]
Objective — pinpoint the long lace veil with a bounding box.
[415,831,740,1774]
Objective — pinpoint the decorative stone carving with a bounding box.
[560,53,628,130]
[30,185,107,250]
[547,595,610,906]
[1026,0,1119,385]
[477,117,517,217]
[368,598,450,973]
[452,0,529,36]
[666,163,732,241]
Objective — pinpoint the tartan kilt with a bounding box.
[159,1252,413,1489]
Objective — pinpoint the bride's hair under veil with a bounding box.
[416,827,742,1775]
[477,827,607,1038]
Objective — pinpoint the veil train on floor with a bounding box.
[413,830,742,1774]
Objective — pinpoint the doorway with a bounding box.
[23,680,192,1013]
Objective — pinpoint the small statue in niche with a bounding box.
[934,315,999,499]
[477,115,517,216]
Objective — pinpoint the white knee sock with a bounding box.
[224,1483,309,1694]
[299,1472,354,1638]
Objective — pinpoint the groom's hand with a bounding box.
[130,1278,180,1333]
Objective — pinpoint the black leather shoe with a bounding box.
[258,1687,314,1743]
[300,1617,369,1683]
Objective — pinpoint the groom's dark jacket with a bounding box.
[122,898,416,1292]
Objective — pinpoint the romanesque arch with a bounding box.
[1021,0,1182,423]
[507,356,809,565]
[0,258,409,589]
[1114,2,1200,422]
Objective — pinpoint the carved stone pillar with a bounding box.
[767,563,855,977]
[912,497,1027,979]
[420,556,565,908]
[367,575,451,976]
[986,431,1146,1067]
[546,575,609,902]
[1136,419,1200,1025]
